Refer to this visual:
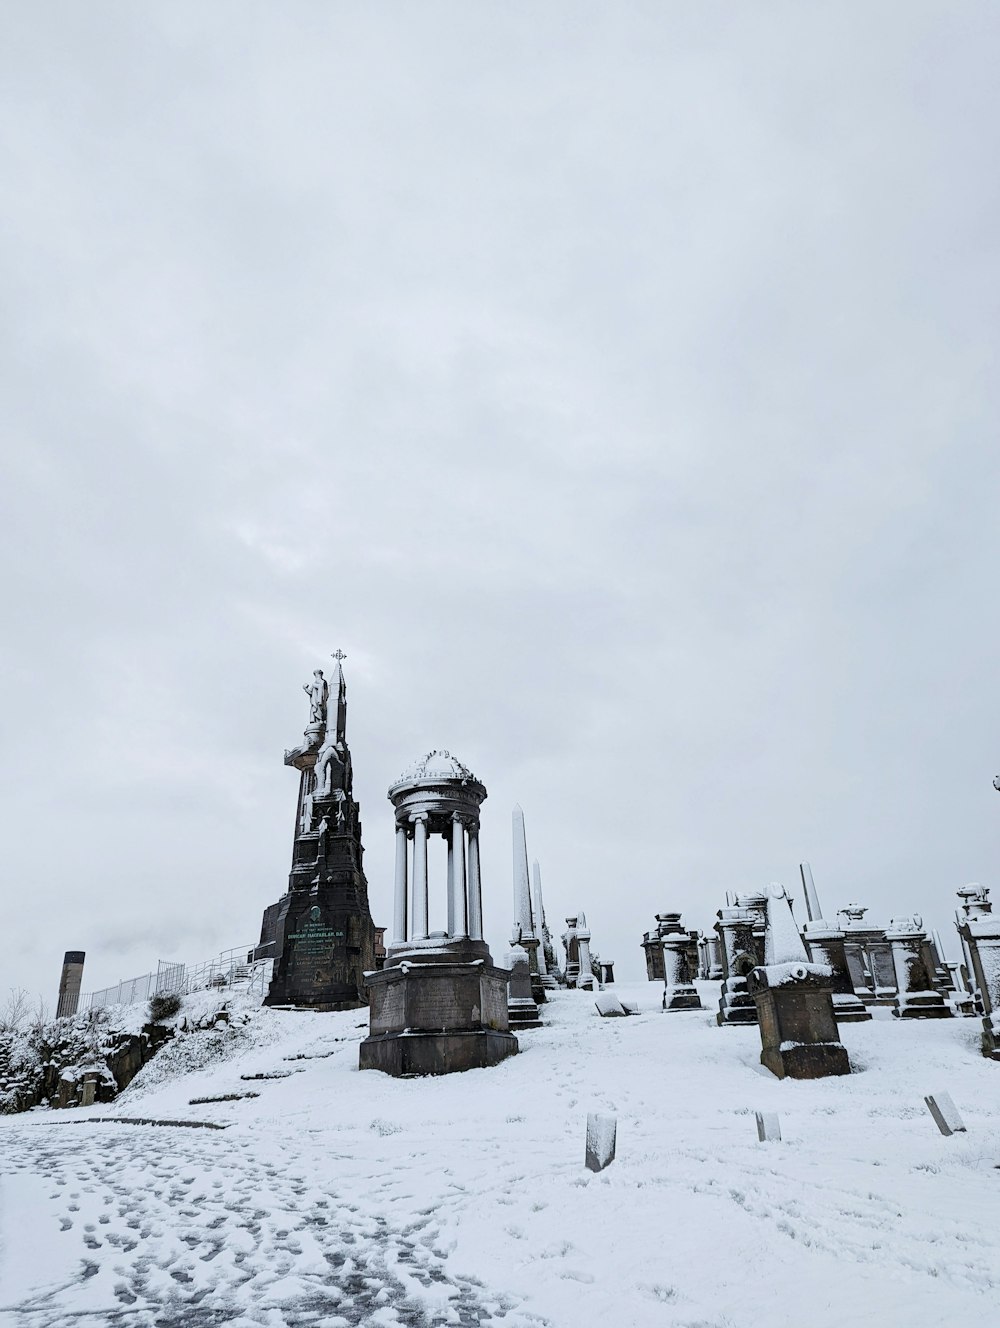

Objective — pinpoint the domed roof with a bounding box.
[392,749,477,787]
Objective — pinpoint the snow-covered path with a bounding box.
[2,982,999,1327]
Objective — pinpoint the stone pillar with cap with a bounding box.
[659,912,703,1011]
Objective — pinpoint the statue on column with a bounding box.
[303,670,329,727]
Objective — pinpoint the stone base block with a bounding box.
[892,993,952,1019]
[832,994,872,1023]
[358,1029,518,1077]
[663,989,703,1011]
[762,1041,852,1080]
[508,1000,541,1027]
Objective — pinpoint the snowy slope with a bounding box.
[1,982,999,1328]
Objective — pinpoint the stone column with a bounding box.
[706,935,724,980]
[661,922,703,1011]
[715,907,759,1025]
[803,920,871,1022]
[411,814,429,940]
[392,824,409,945]
[885,917,951,1019]
[467,826,484,941]
[450,814,468,939]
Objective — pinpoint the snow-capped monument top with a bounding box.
[388,749,483,796]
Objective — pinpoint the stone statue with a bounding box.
[315,733,346,796]
[303,670,328,726]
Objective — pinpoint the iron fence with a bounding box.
[79,945,273,1013]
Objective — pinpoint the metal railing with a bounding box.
[80,945,273,1013]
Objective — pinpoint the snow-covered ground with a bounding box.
[2,981,999,1328]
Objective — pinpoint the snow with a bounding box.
[2,981,1000,1327]
[761,961,834,986]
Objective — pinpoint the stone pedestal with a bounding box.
[958,915,1000,1060]
[361,941,518,1075]
[660,916,703,1011]
[803,921,871,1022]
[715,907,760,1026]
[885,919,952,1019]
[506,941,541,1027]
[748,964,851,1080]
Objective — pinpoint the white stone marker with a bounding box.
[755,1111,781,1142]
[594,992,629,1017]
[924,1092,966,1136]
[585,1113,617,1171]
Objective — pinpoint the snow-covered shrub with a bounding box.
[148,991,183,1022]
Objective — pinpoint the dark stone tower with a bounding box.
[56,951,85,1018]
[256,653,377,1010]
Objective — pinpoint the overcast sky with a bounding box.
[3,4,1000,1008]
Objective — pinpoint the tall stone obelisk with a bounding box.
[257,653,377,1010]
[512,806,546,1002]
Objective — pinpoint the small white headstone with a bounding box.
[924,1092,966,1136]
[755,1111,781,1142]
[594,992,628,1018]
[585,1113,617,1172]
[620,999,640,1015]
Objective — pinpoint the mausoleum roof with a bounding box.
[392,749,478,788]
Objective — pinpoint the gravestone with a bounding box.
[258,656,377,1010]
[716,898,765,1026]
[748,884,851,1080]
[585,1113,617,1172]
[956,910,1000,1058]
[506,929,541,1027]
[755,1111,781,1142]
[659,913,704,1011]
[595,991,629,1017]
[924,1092,966,1136]
[885,917,952,1019]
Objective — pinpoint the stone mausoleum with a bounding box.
[254,653,377,1010]
[360,750,518,1076]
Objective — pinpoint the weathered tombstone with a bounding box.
[924,1092,966,1136]
[839,904,897,1005]
[956,909,1000,1059]
[79,1076,97,1108]
[575,913,596,991]
[598,959,615,985]
[755,1111,781,1142]
[716,903,763,1026]
[660,913,704,1011]
[748,884,851,1080]
[885,917,952,1019]
[563,916,582,986]
[258,656,378,1010]
[641,916,664,980]
[360,752,518,1076]
[595,991,629,1017]
[585,1113,617,1172]
[532,861,560,987]
[799,864,870,1022]
[506,929,541,1027]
